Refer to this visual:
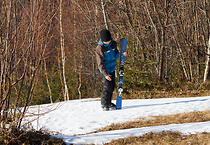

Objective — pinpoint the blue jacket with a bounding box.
[96,40,120,76]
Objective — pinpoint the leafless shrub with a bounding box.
[0,0,54,139]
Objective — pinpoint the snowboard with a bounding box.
[116,38,127,109]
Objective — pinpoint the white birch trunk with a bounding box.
[101,0,108,29]
[59,0,69,101]
[204,37,210,82]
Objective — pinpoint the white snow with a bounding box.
[23,96,210,145]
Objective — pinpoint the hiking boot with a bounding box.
[101,105,109,111]
[109,103,116,109]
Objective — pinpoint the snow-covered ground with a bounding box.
[23,96,210,145]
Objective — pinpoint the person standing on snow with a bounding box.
[95,29,127,111]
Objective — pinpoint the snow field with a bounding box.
[23,96,210,144]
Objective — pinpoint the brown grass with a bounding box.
[105,131,210,145]
[91,110,210,133]
[96,110,210,145]
[0,128,66,145]
[112,89,210,100]
[111,81,210,100]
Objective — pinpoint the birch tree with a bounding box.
[204,37,210,82]
[59,0,69,101]
[101,0,109,29]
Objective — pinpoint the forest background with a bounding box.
[0,0,210,131]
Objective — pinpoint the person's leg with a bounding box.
[101,72,116,110]
[101,72,115,110]
[108,72,116,109]
[109,71,115,104]
[101,76,112,106]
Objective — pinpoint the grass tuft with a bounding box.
[105,131,210,145]
[90,110,210,133]
[0,127,66,145]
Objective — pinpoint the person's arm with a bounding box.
[114,41,127,58]
[96,45,108,76]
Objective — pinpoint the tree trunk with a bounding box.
[101,0,108,29]
[158,27,165,81]
[59,0,69,101]
[44,59,53,103]
[204,37,210,82]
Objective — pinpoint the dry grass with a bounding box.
[105,131,210,145]
[97,110,210,145]
[111,81,210,100]
[112,89,210,100]
[0,128,66,145]
[91,110,210,133]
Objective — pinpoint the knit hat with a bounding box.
[100,29,112,42]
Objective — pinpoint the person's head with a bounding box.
[100,29,112,44]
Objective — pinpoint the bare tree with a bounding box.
[204,37,210,82]
[143,0,167,81]
[59,0,69,101]
[0,0,54,131]
[101,0,109,29]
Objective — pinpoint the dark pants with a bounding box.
[101,71,115,106]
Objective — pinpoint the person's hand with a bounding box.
[123,51,127,56]
[105,75,112,81]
